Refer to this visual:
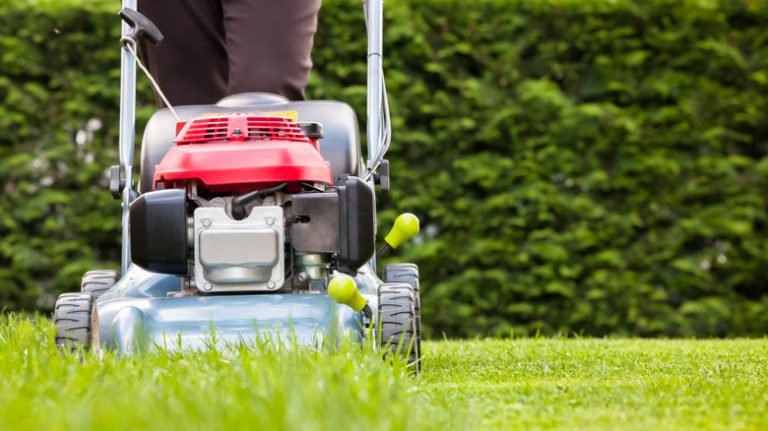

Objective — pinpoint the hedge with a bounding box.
[1,0,767,337]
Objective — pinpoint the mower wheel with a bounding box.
[383,264,421,372]
[81,269,118,300]
[378,282,420,373]
[54,292,94,351]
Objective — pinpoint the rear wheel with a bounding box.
[383,263,421,372]
[81,269,118,300]
[378,282,419,374]
[53,293,93,351]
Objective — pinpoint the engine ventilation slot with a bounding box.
[178,118,229,143]
[247,117,309,143]
[176,114,310,145]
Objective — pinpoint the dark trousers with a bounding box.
[137,0,321,105]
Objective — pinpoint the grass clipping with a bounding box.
[0,314,457,431]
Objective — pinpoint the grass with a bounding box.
[0,315,766,430]
[423,338,768,430]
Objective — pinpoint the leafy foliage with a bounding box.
[1,1,122,309]
[2,0,768,336]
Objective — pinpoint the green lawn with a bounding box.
[1,315,765,430]
[423,338,768,430]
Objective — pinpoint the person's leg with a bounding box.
[137,0,228,106]
[222,0,321,100]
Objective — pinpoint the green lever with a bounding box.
[385,213,420,249]
[377,213,420,258]
[328,275,371,317]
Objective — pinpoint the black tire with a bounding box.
[81,269,118,300]
[378,282,419,373]
[54,292,93,351]
[383,263,421,372]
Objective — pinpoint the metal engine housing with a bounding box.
[193,206,284,292]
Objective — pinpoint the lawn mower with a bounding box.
[53,0,422,370]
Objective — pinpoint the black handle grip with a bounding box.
[119,8,164,45]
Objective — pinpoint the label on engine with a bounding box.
[201,111,299,121]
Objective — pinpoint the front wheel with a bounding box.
[378,282,420,374]
[53,292,94,351]
[383,263,421,372]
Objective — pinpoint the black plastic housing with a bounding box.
[336,177,376,274]
[291,193,340,253]
[130,189,188,275]
[290,176,375,275]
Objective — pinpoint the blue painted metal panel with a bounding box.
[95,265,382,354]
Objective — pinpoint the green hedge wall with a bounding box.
[1,0,768,337]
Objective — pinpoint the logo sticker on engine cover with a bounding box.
[202,111,299,121]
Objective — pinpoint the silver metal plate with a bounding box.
[194,206,284,292]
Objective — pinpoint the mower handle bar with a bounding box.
[119,7,164,45]
[118,0,137,273]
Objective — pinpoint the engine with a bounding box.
[129,113,375,294]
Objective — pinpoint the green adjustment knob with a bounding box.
[328,275,367,312]
[384,213,420,249]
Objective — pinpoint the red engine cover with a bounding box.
[153,114,333,192]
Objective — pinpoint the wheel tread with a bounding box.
[53,292,93,350]
[80,269,118,300]
[383,264,422,374]
[378,281,419,374]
